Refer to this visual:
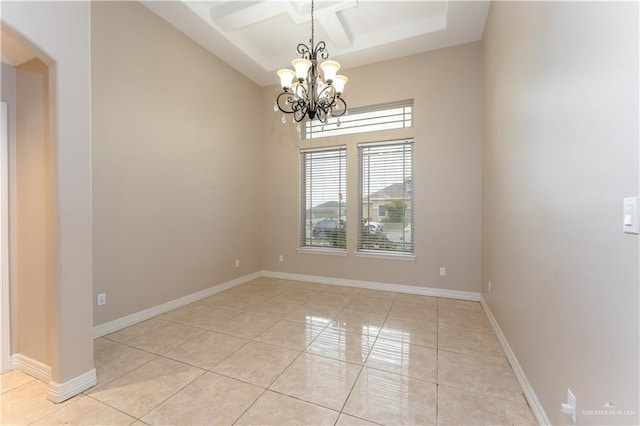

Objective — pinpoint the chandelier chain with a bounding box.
[311,0,315,50]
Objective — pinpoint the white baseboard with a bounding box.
[48,368,96,403]
[11,353,51,383]
[261,270,481,301]
[93,271,262,338]
[94,269,480,340]
[480,297,550,425]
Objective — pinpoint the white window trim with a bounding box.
[297,247,348,256]
[355,251,416,261]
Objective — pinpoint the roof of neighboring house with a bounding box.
[366,182,408,200]
[314,201,346,208]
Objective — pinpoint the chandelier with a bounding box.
[274,0,348,126]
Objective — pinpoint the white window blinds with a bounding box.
[358,140,414,254]
[300,146,347,249]
[304,100,413,140]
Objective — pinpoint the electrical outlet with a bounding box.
[279,255,284,262]
[488,281,492,292]
[439,267,446,276]
[235,259,240,268]
[97,293,106,306]
[561,389,577,423]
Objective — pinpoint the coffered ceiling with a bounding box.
[141,0,490,87]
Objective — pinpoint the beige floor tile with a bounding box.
[438,326,505,359]
[212,312,281,339]
[0,380,73,425]
[438,308,493,333]
[437,385,536,425]
[322,285,362,296]
[174,306,242,330]
[306,328,375,365]
[162,331,249,370]
[204,293,270,311]
[328,310,386,337]
[32,395,136,426]
[235,282,287,298]
[89,357,204,418]
[335,413,381,425]
[235,390,339,425]
[285,303,342,326]
[247,299,304,319]
[270,353,361,411]
[255,319,324,351]
[356,289,398,301]
[287,280,329,289]
[438,350,523,401]
[365,338,437,383]
[93,338,158,389]
[127,322,206,355]
[437,297,484,313]
[388,300,437,322]
[307,292,355,308]
[156,301,209,322]
[105,318,169,345]
[343,367,437,425]
[211,341,299,388]
[0,370,35,394]
[269,287,323,304]
[395,293,438,307]
[378,317,438,348]
[343,297,394,314]
[141,372,263,426]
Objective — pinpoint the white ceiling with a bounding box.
[141,0,490,87]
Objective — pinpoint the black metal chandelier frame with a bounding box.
[275,0,347,124]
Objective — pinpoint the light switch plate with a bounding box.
[623,197,640,234]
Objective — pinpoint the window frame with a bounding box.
[299,145,347,251]
[357,139,414,256]
[303,100,413,140]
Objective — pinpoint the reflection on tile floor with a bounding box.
[1,277,537,425]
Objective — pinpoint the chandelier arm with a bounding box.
[276,91,297,114]
[297,43,312,60]
[314,41,328,60]
[317,84,336,102]
[332,97,348,117]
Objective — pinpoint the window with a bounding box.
[300,146,347,249]
[304,100,413,140]
[358,139,413,254]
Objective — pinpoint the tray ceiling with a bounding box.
[141,0,490,87]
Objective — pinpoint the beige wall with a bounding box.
[260,42,482,293]
[1,62,18,356]
[15,58,55,367]
[91,1,263,325]
[482,2,639,424]
[3,0,94,387]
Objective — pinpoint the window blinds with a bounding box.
[358,140,414,253]
[299,146,347,249]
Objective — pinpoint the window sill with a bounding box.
[297,247,348,257]
[354,251,416,261]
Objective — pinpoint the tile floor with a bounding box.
[1,277,537,425]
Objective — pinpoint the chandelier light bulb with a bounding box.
[291,59,312,80]
[277,69,296,90]
[320,60,340,83]
[333,75,348,94]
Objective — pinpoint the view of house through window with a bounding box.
[358,140,414,253]
[299,147,347,249]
